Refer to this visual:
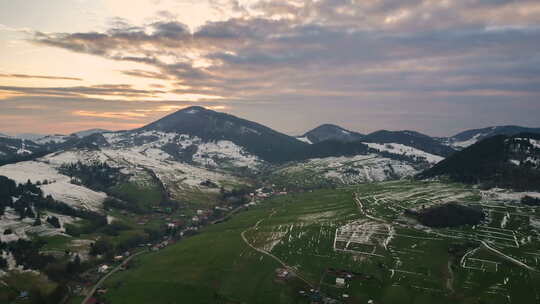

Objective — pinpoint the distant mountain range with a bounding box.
[1,106,539,209]
[71,128,110,138]
[1,107,539,166]
[441,125,540,149]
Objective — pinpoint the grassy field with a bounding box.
[110,182,163,210]
[101,180,540,303]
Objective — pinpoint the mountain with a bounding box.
[71,128,110,138]
[361,130,456,157]
[12,133,47,141]
[298,124,363,144]
[140,106,308,163]
[0,137,45,163]
[419,133,540,191]
[444,125,540,149]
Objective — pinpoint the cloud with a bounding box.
[0,94,229,134]
[0,73,82,81]
[2,0,539,135]
[0,84,165,98]
[73,110,147,120]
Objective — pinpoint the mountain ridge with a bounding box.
[299,124,364,144]
[419,133,540,191]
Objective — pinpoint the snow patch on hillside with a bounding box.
[514,138,540,150]
[0,161,106,211]
[365,142,443,164]
[296,136,312,144]
[103,130,263,170]
[481,188,540,202]
[0,208,73,243]
[99,147,236,190]
[193,140,261,168]
[451,133,484,148]
[530,139,540,149]
[33,135,70,144]
[43,149,111,166]
[279,154,418,185]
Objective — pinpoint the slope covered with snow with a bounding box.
[0,161,107,211]
[365,142,443,164]
[103,130,264,170]
[270,154,419,187]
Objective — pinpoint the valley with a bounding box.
[99,181,540,304]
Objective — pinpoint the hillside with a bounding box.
[100,181,540,304]
[0,137,45,163]
[419,133,540,191]
[362,130,456,157]
[444,125,540,149]
[298,124,363,144]
[140,106,308,163]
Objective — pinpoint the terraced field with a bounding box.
[102,181,540,303]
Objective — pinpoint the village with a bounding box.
[76,185,290,304]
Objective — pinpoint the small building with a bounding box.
[114,255,124,261]
[336,277,346,287]
[18,291,29,299]
[275,268,289,279]
[85,298,98,304]
[98,265,110,273]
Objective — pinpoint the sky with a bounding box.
[0,0,539,137]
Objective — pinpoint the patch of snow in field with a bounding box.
[509,159,520,166]
[299,211,337,222]
[0,161,106,211]
[279,154,418,185]
[482,188,540,202]
[193,140,261,169]
[530,139,540,149]
[0,208,72,243]
[530,218,540,230]
[514,138,540,149]
[365,142,443,164]
[501,213,509,229]
[296,136,312,144]
[335,219,388,249]
[42,150,111,166]
[451,133,484,148]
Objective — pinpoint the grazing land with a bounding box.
[101,180,540,303]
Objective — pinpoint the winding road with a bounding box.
[480,241,536,271]
[80,250,147,304]
[240,210,314,288]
